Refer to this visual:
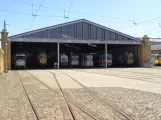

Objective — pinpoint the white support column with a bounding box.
[105,44,107,68]
[57,43,60,69]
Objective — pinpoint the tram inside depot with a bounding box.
[11,42,139,69]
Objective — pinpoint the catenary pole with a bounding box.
[57,43,60,69]
[4,21,8,73]
[105,44,107,68]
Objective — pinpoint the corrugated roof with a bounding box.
[9,19,141,41]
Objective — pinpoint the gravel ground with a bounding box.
[90,87,161,120]
[63,88,131,120]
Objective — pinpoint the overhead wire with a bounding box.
[27,17,35,30]
[8,24,26,30]
[67,0,74,18]
[10,0,161,24]
[10,0,161,29]
[119,17,161,31]
[0,9,135,24]
[10,0,137,21]
[12,0,64,11]
[131,27,160,35]
[129,22,161,37]
[3,0,161,38]
[0,9,66,18]
[26,0,45,30]
[1,10,159,37]
[34,0,45,15]
[1,8,161,38]
[0,9,31,16]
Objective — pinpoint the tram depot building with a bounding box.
[0,19,151,70]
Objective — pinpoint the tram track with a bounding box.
[26,70,99,120]
[52,73,75,120]
[75,69,161,84]
[47,70,134,120]
[16,68,161,120]
[16,71,39,120]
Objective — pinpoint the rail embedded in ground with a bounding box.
[47,70,134,120]
[26,70,99,120]
[17,71,39,120]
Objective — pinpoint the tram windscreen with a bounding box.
[62,58,68,62]
[128,54,133,60]
[72,57,78,61]
[16,56,25,61]
[107,56,112,60]
[87,57,93,62]
[39,54,47,59]
[40,56,45,59]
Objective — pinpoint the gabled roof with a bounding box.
[9,19,141,41]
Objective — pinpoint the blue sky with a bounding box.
[0,0,161,40]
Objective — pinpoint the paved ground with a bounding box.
[58,68,161,94]
[18,70,74,120]
[0,71,37,120]
[27,70,129,120]
[0,68,161,120]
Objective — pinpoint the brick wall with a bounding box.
[1,30,11,70]
[140,35,151,67]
